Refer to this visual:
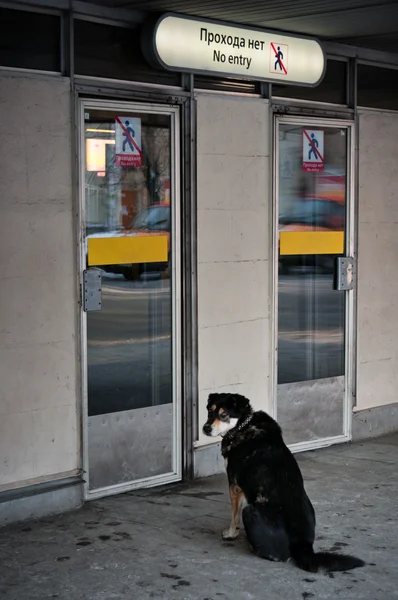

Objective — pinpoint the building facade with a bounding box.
[1,2,398,524]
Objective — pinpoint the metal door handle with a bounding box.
[83,268,102,311]
[333,257,355,291]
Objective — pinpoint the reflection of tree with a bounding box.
[85,124,170,231]
[141,127,170,206]
[96,126,170,206]
[279,127,347,217]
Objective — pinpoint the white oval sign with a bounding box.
[143,14,326,87]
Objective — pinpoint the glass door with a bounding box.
[80,101,181,498]
[276,117,354,448]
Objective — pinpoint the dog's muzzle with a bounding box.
[202,423,212,436]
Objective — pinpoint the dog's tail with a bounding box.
[290,542,365,573]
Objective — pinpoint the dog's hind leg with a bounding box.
[242,502,290,562]
[222,484,245,540]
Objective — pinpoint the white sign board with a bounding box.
[115,116,142,168]
[143,14,325,86]
[303,129,324,173]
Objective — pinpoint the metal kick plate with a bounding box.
[87,404,173,490]
[334,257,355,291]
[83,269,102,311]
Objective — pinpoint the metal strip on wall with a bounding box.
[180,74,198,480]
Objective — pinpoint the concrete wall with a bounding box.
[356,110,398,412]
[0,73,79,491]
[195,93,271,450]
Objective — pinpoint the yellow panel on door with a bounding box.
[87,235,168,266]
[280,231,344,255]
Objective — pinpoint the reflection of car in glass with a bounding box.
[280,198,345,230]
[86,203,170,281]
[279,198,345,274]
[132,205,170,231]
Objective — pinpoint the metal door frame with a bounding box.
[78,98,182,500]
[272,115,356,453]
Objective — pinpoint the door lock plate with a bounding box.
[334,257,355,291]
[83,269,102,311]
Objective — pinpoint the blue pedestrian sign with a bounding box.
[302,129,324,173]
[270,42,288,76]
[115,116,142,168]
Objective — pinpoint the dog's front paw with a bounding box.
[222,527,240,540]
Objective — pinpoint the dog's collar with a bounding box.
[221,411,253,440]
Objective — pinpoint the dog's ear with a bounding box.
[206,393,218,408]
[231,394,251,410]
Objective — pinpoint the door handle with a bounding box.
[83,268,102,311]
[333,257,355,291]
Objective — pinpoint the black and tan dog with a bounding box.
[202,392,365,573]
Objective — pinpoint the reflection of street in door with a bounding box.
[87,276,172,416]
[278,123,347,387]
[278,271,344,384]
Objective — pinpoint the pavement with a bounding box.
[1,434,398,600]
